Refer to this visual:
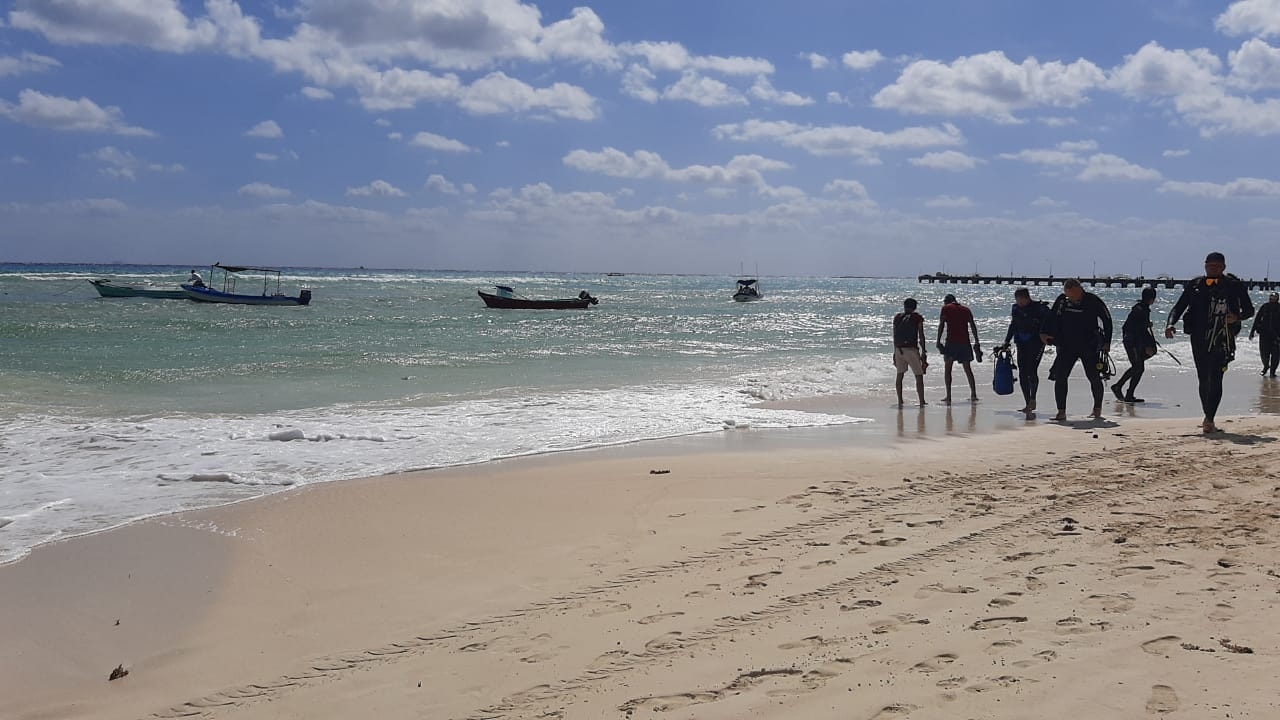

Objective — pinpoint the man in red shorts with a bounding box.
[936,293,981,404]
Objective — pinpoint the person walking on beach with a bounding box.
[1112,287,1158,403]
[1250,292,1280,378]
[1042,279,1113,421]
[1001,287,1051,417]
[892,298,929,407]
[1165,252,1255,434]
[937,293,981,404]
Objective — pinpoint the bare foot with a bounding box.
[1025,411,1036,420]
[1202,421,1220,434]
[1016,405,1028,413]
[970,396,980,403]
[1090,407,1103,419]
[941,396,952,405]
[1051,411,1067,422]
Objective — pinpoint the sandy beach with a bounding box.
[3,410,1279,720]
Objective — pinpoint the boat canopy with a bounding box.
[214,262,282,274]
[736,278,758,285]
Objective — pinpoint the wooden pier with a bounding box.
[917,274,1280,292]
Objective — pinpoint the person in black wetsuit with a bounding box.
[1001,287,1052,417]
[1165,252,1255,434]
[1042,278,1113,421]
[1111,287,1158,403]
[1250,292,1280,378]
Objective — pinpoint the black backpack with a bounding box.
[894,312,920,347]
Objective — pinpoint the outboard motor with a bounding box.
[298,288,313,305]
[578,290,598,305]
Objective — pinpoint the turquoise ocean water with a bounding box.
[1,264,1272,562]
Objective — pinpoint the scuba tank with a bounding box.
[992,346,1017,395]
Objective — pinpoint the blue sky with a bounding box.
[3,0,1280,277]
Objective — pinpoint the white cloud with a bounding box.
[925,195,974,208]
[0,51,60,77]
[409,131,473,152]
[908,150,983,171]
[0,89,154,136]
[8,0,217,52]
[563,147,790,193]
[457,71,598,119]
[462,182,477,194]
[842,49,884,71]
[620,41,773,76]
[300,86,334,100]
[11,155,29,164]
[255,152,278,161]
[621,63,658,102]
[1216,0,1280,37]
[1037,116,1077,127]
[238,182,291,198]
[998,141,1098,167]
[1057,140,1098,152]
[346,179,406,197]
[1076,153,1162,182]
[1163,148,1191,157]
[1032,196,1068,208]
[387,131,403,141]
[662,72,747,107]
[374,118,391,127]
[803,52,829,69]
[1109,41,1280,136]
[873,51,1105,123]
[495,140,511,148]
[820,179,877,211]
[425,174,459,194]
[712,119,964,164]
[1228,38,1280,89]
[749,76,813,106]
[1159,176,1280,198]
[825,91,848,104]
[244,119,283,138]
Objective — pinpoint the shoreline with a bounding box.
[3,412,1279,719]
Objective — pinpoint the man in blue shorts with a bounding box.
[936,293,981,404]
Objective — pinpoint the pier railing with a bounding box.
[917,274,1279,292]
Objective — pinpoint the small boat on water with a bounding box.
[478,285,598,309]
[182,263,312,306]
[89,279,187,299]
[732,278,762,302]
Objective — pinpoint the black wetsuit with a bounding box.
[1003,300,1051,407]
[1252,301,1280,376]
[1045,291,1113,412]
[1114,301,1156,397]
[1167,275,1255,424]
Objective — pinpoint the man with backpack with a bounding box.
[1001,287,1052,418]
[1250,292,1280,378]
[1041,278,1113,421]
[892,298,929,407]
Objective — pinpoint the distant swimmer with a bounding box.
[936,293,981,405]
[1250,292,1280,378]
[188,269,206,288]
[892,298,928,407]
[1165,252,1254,434]
[1112,287,1158,403]
[1001,287,1051,418]
[1042,278,1113,421]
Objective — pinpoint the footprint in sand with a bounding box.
[588,602,632,617]
[840,599,883,611]
[985,639,1022,654]
[1012,649,1058,668]
[905,518,945,528]
[860,537,908,547]
[987,593,1021,608]
[911,653,958,673]
[1208,603,1235,621]
[733,505,767,513]
[919,583,978,596]
[778,635,830,650]
[621,691,719,713]
[739,555,783,567]
[1140,635,1182,655]
[871,615,931,635]
[1083,593,1136,613]
[1055,616,1111,635]
[745,571,781,588]
[644,631,684,652]
[637,611,685,625]
[1145,684,1180,714]
[935,676,966,689]
[684,583,721,598]
[1025,575,1048,591]
[1111,564,1157,577]
[587,649,629,670]
[868,704,918,719]
[970,616,1028,631]
[1003,551,1044,562]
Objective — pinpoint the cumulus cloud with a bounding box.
[300,86,334,100]
[621,63,658,102]
[998,140,1103,167]
[1163,148,1191,157]
[457,71,597,119]
[11,155,29,164]
[7,0,218,52]
[908,150,983,171]
[346,179,406,197]
[244,120,283,138]
[803,52,829,69]
[0,51,60,77]
[0,89,154,136]
[873,51,1105,123]
[408,131,473,152]
[1216,0,1280,37]
[238,182,291,198]
[1160,176,1280,198]
[425,174,459,194]
[1228,38,1280,89]
[749,76,814,106]
[1032,196,1068,208]
[826,91,848,104]
[255,152,278,161]
[620,41,773,75]
[1076,153,1162,182]
[925,195,974,208]
[662,72,747,107]
[563,147,790,193]
[83,145,181,180]
[712,119,964,164]
[842,49,884,70]
[1057,140,1099,152]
